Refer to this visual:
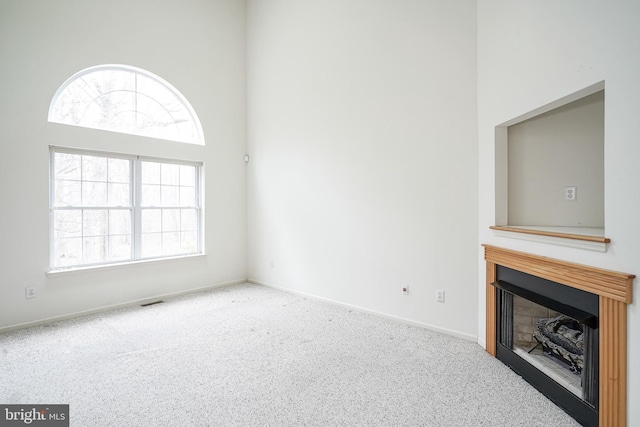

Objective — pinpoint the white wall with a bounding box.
[0,0,247,329]
[478,1,640,424]
[246,0,478,338]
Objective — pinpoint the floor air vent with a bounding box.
[140,300,164,307]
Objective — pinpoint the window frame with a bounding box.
[48,64,205,145]
[49,146,203,271]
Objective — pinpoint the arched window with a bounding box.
[48,65,204,145]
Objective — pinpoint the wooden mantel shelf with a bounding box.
[490,226,610,252]
[483,244,632,302]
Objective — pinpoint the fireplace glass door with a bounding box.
[494,266,599,427]
[498,290,598,407]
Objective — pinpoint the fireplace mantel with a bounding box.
[483,245,635,427]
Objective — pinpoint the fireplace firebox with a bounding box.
[493,265,599,426]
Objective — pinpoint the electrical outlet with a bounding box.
[564,186,577,201]
[436,290,445,303]
[25,287,37,299]
[402,285,409,295]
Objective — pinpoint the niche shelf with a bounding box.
[490,225,609,252]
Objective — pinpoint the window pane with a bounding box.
[142,209,161,233]
[82,182,108,206]
[55,153,81,180]
[137,95,178,138]
[161,163,179,186]
[55,180,81,206]
[180,165,195,186]
[138,74,175,106]
[109,210,131,235]
[105,92,136,128]
[162,209,180,232]
[53,237,82,267]
[84,236,107,264]
[181,209,197,231]
[109,235,131,261]
[108,158,130,183]
[141,233,161,258]
[82,155,108,182]
[181,231,197,253]
[141,184,161,206]
[83,210,107,237]
[180,187,196,207]
[161,186,179,207]
[108,183,130,207]
[53,210,82,238]
[142,162,160,184]
[162,232,181,255]
[80,101,106,130]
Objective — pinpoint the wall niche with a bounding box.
[493,82,607,250]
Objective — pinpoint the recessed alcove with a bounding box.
[494,82,608,250]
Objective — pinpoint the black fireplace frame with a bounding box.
[493,265,599,427]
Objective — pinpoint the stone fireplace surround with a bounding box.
[483,245,635,427]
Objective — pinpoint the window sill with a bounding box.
[490,226,609,252]
[46,254,206,277]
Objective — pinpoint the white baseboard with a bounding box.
[4,278,482,347]
[0,278,247,333]
[248,278,478,343]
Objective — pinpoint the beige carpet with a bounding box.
[0,282,580,426]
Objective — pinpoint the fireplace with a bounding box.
[483,245,634,427]
[493,265,599,426]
